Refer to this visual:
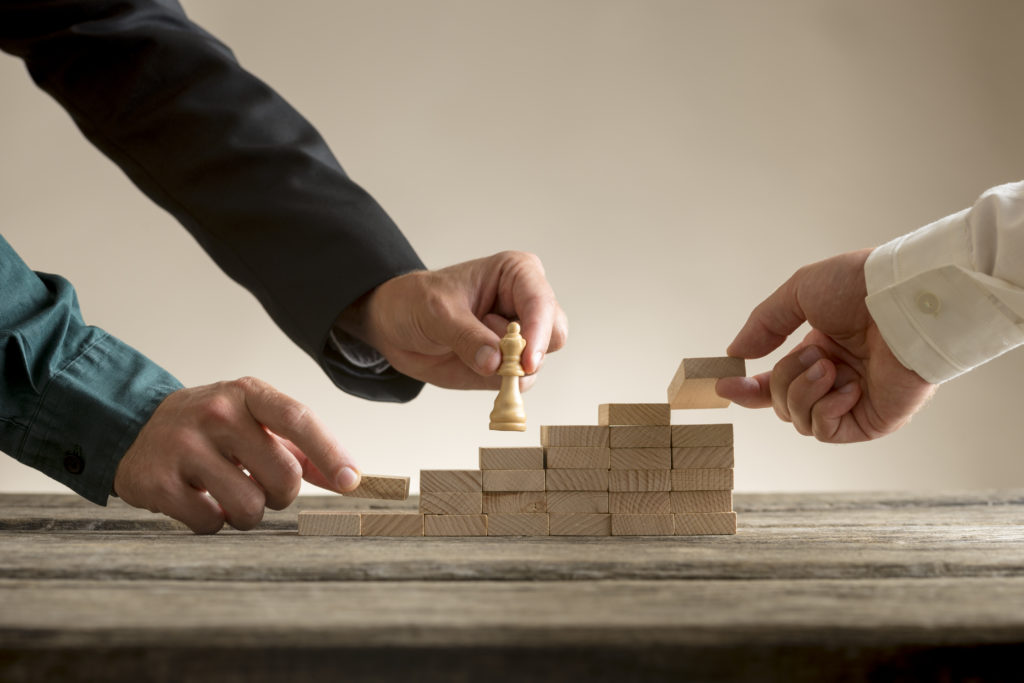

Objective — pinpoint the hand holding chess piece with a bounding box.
[489,322,527,431]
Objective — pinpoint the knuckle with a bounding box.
[279,401,311,433]
[263,461,302,510]
[197,394,238,428]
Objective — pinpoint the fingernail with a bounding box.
[806,360,826,382]
[799,347,822,368]
[475,345,499,372]
[337,466,360,491]
[838,381,858,394]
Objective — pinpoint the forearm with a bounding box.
[0,0,426,401]
[865,181,1024,383]
[0,236,182,505]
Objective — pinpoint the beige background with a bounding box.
[2,1,1022,497]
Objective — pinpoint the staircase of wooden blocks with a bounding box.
[299,402,736,537]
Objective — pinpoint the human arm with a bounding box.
[718,181,1024,442]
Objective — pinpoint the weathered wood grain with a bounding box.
[297,511,360,536]
[670,424,733,448]
[359,512,424,537]
[671,469,734,491]
[671,491,733,513]
[672,446,734,469]
[545,491,609,514]
[549,513,611,536]
[608,470,672,492]
[546,469,609,492]
[482,470,546,492]
[423,515,487,537]
[609,492,672,515]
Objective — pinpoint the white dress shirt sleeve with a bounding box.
[864,181,1024,384]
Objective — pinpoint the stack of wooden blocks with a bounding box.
[298,356,743,537]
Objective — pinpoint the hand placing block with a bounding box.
[667,357,745,409]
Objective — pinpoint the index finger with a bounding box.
[512,269,562,375]
[235,377,360,492]
[727,269,809,359]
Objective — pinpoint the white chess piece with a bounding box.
[489,322,527,431]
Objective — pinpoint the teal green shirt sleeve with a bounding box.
[0,235,183,505]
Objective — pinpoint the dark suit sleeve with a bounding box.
[0,0,426,402]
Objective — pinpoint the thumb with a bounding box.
[727,269,809,359]
[425,306,504,376]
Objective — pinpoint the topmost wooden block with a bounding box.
[598,403,670,426]
[667,357,746,410]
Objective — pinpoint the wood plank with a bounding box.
[548,513,611,536]
[545,469,609,492]
[609,425,671,448]
[540,425,609,447]
[479,447,545,470]
[671,491,733,513]
[609,492,672,514]
[7,577,1024,683]
[423,514,488,537]
[342,474,410,501]
[482,491,547,514]
[296,511,360,536]
[359,512,424,537]
[670,424,733,448]
[419,492,483,515]
[420,470,482,492]
[486,513,549,536]
[674,512,737,535]
[608,470,672,492]
[609,448,671,470]
[482,470,546,492]
[544,491,609,514]
[544,446,610,469]
[667,356,746,409]
[672,469,734,491]
[672,446,734,469]
[611,514,675,536]
[598,403,671,426]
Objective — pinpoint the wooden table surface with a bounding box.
[2,490,1023,682]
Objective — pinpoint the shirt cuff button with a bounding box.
[63,447,85,475]
[915,291,940,316]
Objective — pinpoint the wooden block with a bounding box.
[549,513,611,536]
[297,511,360,536]
[598,403,670,426]
[674,512,738,535]
[486,513,549,536]
[419,491,482,515]
[608,469,672,492]
[343,474,410,501]
[482,469,546,492]
[545,447,610,469]
[671,468,735,491]
[482,491,547,514]
[546,468,609,492]
[671,491,733,513]
[609,425,671,448]
[609,448,671,470]
[672,446,734,469]
[360,512,423,537]
[419,470,482,492]
[609,492,671,514]
[479,447,544,470]
[670,424,733,448]
[545,491,609,513]
[423,514,488,536]
[611,514,675,536]
[540,425,609,447]
[667,356,746,409]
